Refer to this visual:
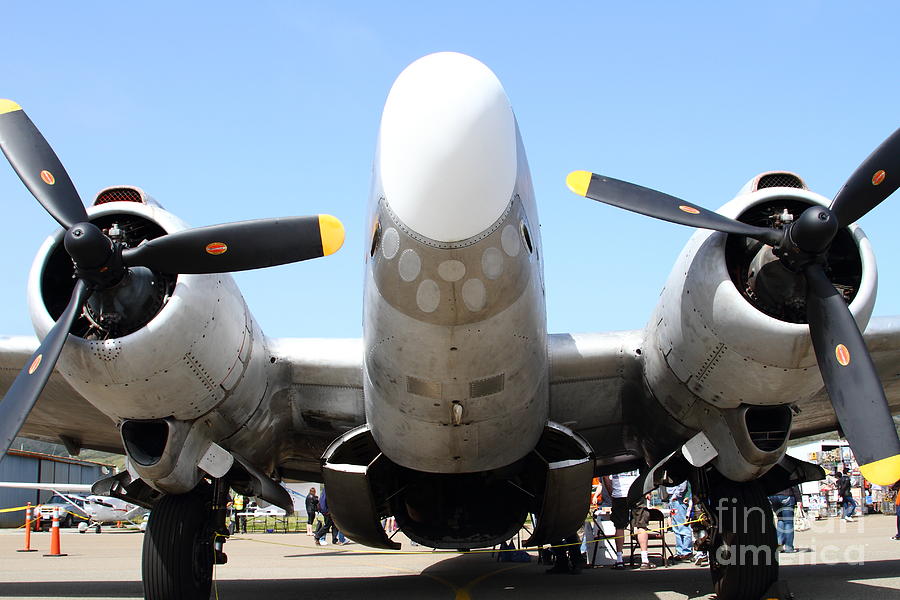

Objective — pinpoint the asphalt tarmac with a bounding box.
[0,514,898,599]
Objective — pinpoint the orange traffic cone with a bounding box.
[17,503,37,552]
[43,507,67,557]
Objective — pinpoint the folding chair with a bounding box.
[628,507,674,567]
[587,513,617,566]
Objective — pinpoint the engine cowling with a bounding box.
[642,173,877,480]
[27,188,272,493]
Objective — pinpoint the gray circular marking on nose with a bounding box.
[501,224,520,257]
[416,279,441,313]
[398,249,422,282]
[382,227,400,259]
[462,278,486,312]
[437,260,466,282]
[481,247,504,280]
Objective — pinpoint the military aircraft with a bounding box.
[0,481,146,532]
[0,52,898,600]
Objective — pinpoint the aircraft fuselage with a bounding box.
[362,53,548,474]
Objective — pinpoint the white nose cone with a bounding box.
[378,52,518,242]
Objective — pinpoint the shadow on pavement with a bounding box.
[0,556,897,599]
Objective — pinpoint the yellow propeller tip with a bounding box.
[318,214,345,256]
[859,454,900,486]
[566,170,592,197]
[0,99,23,114]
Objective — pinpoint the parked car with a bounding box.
[35,494,89,529]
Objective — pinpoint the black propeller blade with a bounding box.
[566,170,782,246]
[569,128,900,485]
[0,100,87,228]
[804,264,900,484]
[0,280,91,455]
[830,127,900,228]
[0,100,346,458]
[122,215,344,274]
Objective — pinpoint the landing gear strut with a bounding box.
[142,480,229,600]
[701,476,779,600]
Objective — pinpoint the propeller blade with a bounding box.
[122,214,345,274]
[829,127,900,227]
[0,279,91,456]
[804,263,900,485]
[0,100,87,229]
[566,170,781,245]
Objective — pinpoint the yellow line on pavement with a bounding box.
[375,562,526,600]
[453,564,526,600]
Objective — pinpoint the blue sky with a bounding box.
[1,1,898,339]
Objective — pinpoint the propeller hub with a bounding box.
[789,206,838,254]
[64,222,113,269]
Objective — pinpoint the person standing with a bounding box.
[232,493,247,534]
[666,480,693,560]
[838,468,857,522]
[604,471,656,569]
[768,484,802,553]
[603,472,636,570]
[892,480,900,541]
[314,488,337,545]
[305,488,319,536]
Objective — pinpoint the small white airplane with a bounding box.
[0,481,146,532]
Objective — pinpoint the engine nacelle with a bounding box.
[642,174,877,480]
[27,189,272,493]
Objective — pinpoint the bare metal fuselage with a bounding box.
[319,54,592,550]
[360,53,549,475]
[364,133,547,474]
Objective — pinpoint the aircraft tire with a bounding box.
[708,479,778,600]
[142,484,214,600]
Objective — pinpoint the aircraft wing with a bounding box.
[2,335,364,469]
[6,314,898,470]
[120,505,148,521]
[0,333,365,472]
[0,336,123,454]
[792,316,900,438]
[265,336,365,480]
[545,318,900,453]
[547,330,646,469]
[0,481,92,493]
